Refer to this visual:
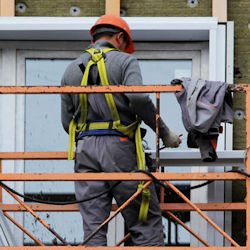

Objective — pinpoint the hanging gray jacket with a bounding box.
[175,77,233,161]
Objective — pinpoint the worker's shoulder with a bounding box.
[61,54,87,85]
[64,53,90,73]
[107,50,138,65]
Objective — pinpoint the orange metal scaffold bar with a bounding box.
[0,84,249,249]
[2,247,250,250]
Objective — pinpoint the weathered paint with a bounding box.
[2,186,67,245]
[165,180,239,246]
[3,212,44,246]
[0,172,246,181]
[166,211,210,247]
[0,84,245,95]
[0,85,183,94]
[1,246,249,249]
[155,92,160,170]
[245,89,250,248]
[115,233,130,246]
[0,160,2,202]
[0,82,249,248]
[0,202,246,212]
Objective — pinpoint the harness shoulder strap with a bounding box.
[67,47,149,222]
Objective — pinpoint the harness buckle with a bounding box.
[91,48,103,56]
[91,49,106,64]
[108,120,113,131]
[85,122,90,135]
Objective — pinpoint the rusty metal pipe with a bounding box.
[245,90,250,248]
[166,211,210,247]
[1,186,68,246]
[115,233,131,246]
[0,172,245,181]
[165,180,239,246]
[0,202,246,212]
[156,92,160,171]
[82,181,152,245]
[0,85,183,94]
[0,152,69,160]
[2,246,250,250]
[0,84,248,95]
[0,160,2,203]
[3,212,44,246]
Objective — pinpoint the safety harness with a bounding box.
[68,48,150,222]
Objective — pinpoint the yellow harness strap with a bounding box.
[68,48,150,221]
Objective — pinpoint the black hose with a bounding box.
[0,169,248,205]
[0,180,121,205]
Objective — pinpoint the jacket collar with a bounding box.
[89,40,117,50]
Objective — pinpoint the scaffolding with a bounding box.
[0,84,249,249]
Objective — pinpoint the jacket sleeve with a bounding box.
[122,56,169,139]
[61,70,75,134]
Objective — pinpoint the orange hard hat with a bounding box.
[90,15,134,54]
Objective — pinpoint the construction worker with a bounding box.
[61,15,181,246]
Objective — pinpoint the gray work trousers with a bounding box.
[74,135,164,246]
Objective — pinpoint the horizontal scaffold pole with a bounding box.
[0,172,246,181]
[0,85,183,94]
[2,246,249,249]
[0,84,248,94]
[0,202,246,212]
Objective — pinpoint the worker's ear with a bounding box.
[115,32,124,44]
[115,32,127,51]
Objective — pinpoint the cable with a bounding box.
[227,169,250,177]
[0,180,121,205]
[134,169,250,191]
[188,180,214,190]
[0,169,248,206]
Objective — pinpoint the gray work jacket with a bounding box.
[61,40,169,139]
[176,77,233,133]
[175,78,233,161]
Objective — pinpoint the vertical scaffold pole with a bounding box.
[156,92,160,171]
[0,160,2,203]
[156,92,165,203]
[246,87,250,248]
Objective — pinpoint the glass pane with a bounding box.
[25,59,73,194]
[24,59,83,245]
[139,59,192,245]
[139,60,191,151]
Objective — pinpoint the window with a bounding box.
[134,43,206,245]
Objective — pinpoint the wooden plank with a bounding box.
[105,0,120,16]
[0,0,14,16]
[0,203,246,212]
[0,172,246,181]
[212,0,227,23]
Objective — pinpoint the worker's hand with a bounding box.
[162,130,182,148]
